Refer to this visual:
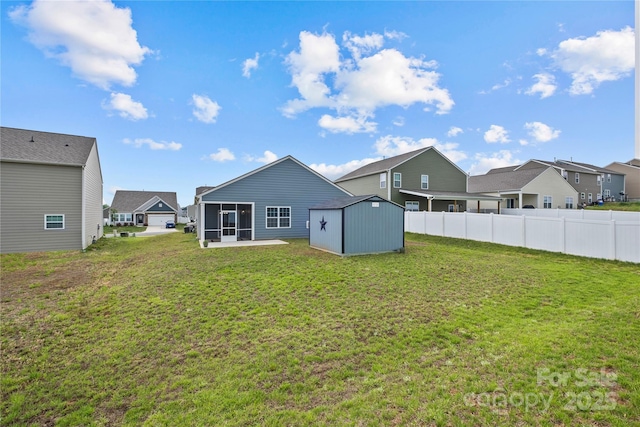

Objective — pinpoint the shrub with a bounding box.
[116,222,122,227]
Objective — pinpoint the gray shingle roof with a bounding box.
[1,127,96,166]
[111,191,179,213]
[335,148,431,182]
[521,159,597,174]
[559,160,621,175]
[468,167,548,193]
[485,165,519,174]
[310,195,382,210]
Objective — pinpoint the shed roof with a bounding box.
[310,195,403,210]
[1,126,96,166]
[111,191,179,213]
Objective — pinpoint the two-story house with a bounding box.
[558,161,626,202]
[604,159,640,201]
[335,147,499,212]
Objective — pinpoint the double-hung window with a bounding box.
[543,196,552,209]
[393,172,402,188]
[405,201,419,211]
[45,214,64,230]
[379,173,386,189]
[266,206,291,228]
[575,173,580,184]
[421,174,429,190]
[565,197,574,209]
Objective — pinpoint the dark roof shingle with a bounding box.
[1,127,96,166]
[335,148,431,182]
[111,191,179,213]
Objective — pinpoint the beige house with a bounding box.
[605,159,640,201]
[1,127,104,253]
[468,166,579,211]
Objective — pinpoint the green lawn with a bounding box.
[1,233,639,426]
[586,202,640,212]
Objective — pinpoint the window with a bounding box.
[588,193,593,203]
[543,196,553,209]
[421,174,429,190]
[507,198,516,208]
[393,172,402,188]
[580,192,585,200]
[266,206,291,228]
[405,201,419,211]
[44,214,64,230]
[607,174,611,183]
[565,197,574,209]
[575,173,580,184]
[114,213,133,223]
[379,173,386,189]
[604,189,611,198]
[597,193,602,201]
[597,175,601,184]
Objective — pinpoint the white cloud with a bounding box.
[208,148,235,162]
[9,0,151,90]
[447,126,463,137]
[192,94,221,124]
[484,125,510,144]
[525,73,557,99]
[384,30,408,41]
[244,150,278,164]
[547,26,634,95]
[524,121,561,143]
[123,138,182,151]
[310,157,381,180]
[318,114,377,134]
[468,150,521,176]
[392,116,405,127]
[242,52,260,78]
[282,30,454,131]
[479,78,512,95]
[103,92,148,120]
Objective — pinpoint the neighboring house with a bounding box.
[0,127,103,253]
[195,156,352,242]
[110,191,179,226]
[605,159,640,201]
[335,147,498,212]
[557,160,626,202]
[517,159,604,204]
[468,166,579,210]
[103,207,111,226]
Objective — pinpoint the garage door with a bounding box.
[148,214,174,226]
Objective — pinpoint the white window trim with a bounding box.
[580,192,585,200]
[543,195,553,209]
[421,174,429,190]
[565,197,574,209]
[393,172,402,188]
[379,173,386,189]
[575,172,580,184]
[265,206,291,229]
[44,214,65,230]
[405,201,419,211]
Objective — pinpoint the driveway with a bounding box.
[135,225,179,237]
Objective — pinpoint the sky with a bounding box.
[1,0,635,208]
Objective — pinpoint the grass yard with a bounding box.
[1,232,639,426]
[586,202,640,212]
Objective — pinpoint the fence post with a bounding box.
[490,213,494,243]
[522,215,526,248]
[610,220,616,260]
[561,217,566,254]
[441,211,445,237]
[464,211,468,239]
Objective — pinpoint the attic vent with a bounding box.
[30,136,35,142]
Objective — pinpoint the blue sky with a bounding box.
[1,0,634,208]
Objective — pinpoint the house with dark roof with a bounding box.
[335,147,500,212]
[557,160,626,202]
[0,127,103,253]
[468,166,579,210]
[195,155,352,242]
[516,159,608,204]
[110,190,179,226]
[604,159,640,201]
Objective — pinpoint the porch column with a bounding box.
[518,191,523,208]
[428,197,433,212]
[199,202,204,240]
[477,200,480,213]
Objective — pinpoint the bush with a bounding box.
[143,223,148,226]
[116,222,122,227]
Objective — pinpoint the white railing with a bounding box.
[405,211,640,263]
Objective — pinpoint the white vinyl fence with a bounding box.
[502,208,640,222]
[405,211,640,263]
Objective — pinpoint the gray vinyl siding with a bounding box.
[147,201,177,213]
[391,149,466,200]
[335,173,388,199]
[343,201,404,254]
[1,162,82,253]
[83,143,103,248]
[602,174,625,201]
[201,158,350,239]
[309,209,343,254]
[566,173,600,203]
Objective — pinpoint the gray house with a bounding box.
[110,191,179,226]
[605,159,640,201]
[196,156,352,242]
[0,127,103,253]
[309,195,404,256]
[559,161,626,203]
[335,147,497,212]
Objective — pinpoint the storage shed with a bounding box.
[309,195,404,256]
